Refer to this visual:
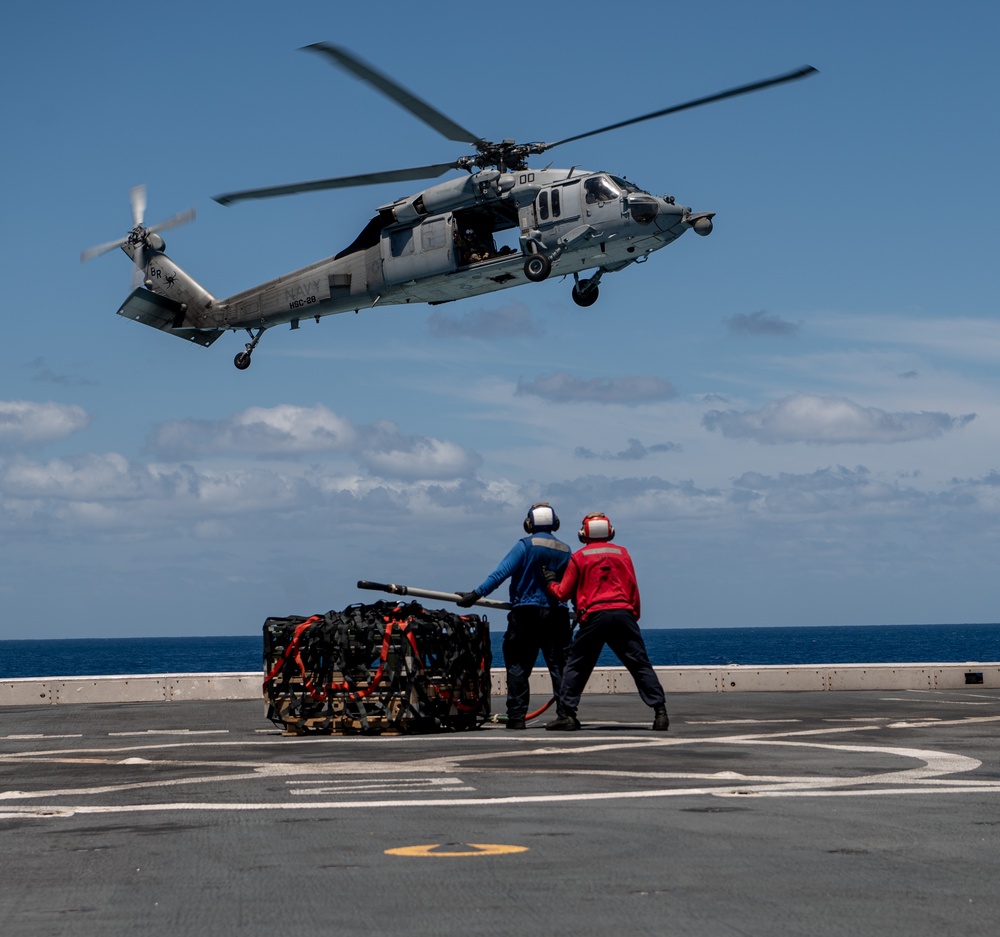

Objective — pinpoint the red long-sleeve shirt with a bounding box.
[546,541,641,621]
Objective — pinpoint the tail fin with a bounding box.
[116,288,224,347]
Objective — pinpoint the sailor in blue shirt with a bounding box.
[456,503,573,729]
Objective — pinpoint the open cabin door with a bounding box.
[452,201,521,265]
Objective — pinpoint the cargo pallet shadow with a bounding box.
[263,601,492,735]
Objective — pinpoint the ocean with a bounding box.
[2,623,999,679]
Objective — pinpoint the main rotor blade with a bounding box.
[303,42,483,146]
[213,161,462,206]
[543,65,819,151]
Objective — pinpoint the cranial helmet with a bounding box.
[578,512,615,543]
[524,502,560,533]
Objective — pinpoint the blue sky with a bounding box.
[1,1,998,639]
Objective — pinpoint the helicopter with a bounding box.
[82,43,817,370]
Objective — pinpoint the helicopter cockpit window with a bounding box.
[608,174,643,195]
[584,175,622,204]
[538,191,549,221]
[551,188,561,217]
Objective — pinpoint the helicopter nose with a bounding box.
[652,199,687,235]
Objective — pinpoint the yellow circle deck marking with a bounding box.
[385,843,529,857]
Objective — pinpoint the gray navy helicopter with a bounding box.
[82,43,817,370]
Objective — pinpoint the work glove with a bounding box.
[540,564,559,585]
[455,591,480,608]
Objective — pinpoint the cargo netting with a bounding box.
[263,601,491,734]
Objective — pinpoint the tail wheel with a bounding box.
[234,326,266,370]
[524,253,552,282]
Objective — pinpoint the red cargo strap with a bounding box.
[263,615,321,687]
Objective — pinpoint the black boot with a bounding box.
[652,705,669,731]
[546,712,581,731]
[505,717,527,730]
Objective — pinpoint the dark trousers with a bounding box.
[503,605,572,719]
[559,608,666,712]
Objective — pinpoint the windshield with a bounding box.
[583,174,622,204]
[607,174,645,195]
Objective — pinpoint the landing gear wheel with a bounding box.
[234,326,266,371]
[572,280,600,307]
[524,253,552,282]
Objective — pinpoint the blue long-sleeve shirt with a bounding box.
[475,534,572,607]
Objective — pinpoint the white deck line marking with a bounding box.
[822,718,893,723]
[5,773,1000,820]
[2,734,83,740]
[0,770,269,801]
[285,777,464,786]
[289,781,473,795]
[3,715,999,818]
[286,777,468,794]
[686,720,801,725]
[108,730,230,737]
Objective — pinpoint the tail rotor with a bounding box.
[130,183,147,227]
[81,185,195,288]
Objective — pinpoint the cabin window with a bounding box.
[551,188,561,217]
[538,191,549,221]
[584,174,621,204]
[420,219,447,251]
[390,227,414,257]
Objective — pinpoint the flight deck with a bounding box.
[2,689,999,936]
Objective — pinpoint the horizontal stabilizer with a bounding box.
[115,288,224,348]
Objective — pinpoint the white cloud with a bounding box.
[516,371,677,405]
[0,455,509,542]
[702,394,975,445]
[815,314,1000,364]
[726,310,800,336]
[730,464,926,516]
[2,453,189,501]
[427,301,543,339]
[358,421,483,480]
[26,358,98,388]
[147,404,358,458]
[575,438,682,461]
[0,400,90,448]
[145,406,478,481]
[6,448,1000,550]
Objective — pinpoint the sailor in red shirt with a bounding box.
[544,512,668,731]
